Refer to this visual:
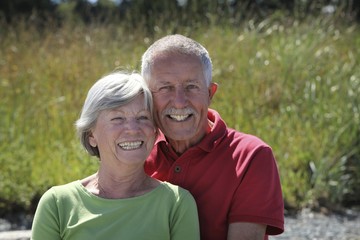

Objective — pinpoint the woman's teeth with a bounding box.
[118,141,142,150]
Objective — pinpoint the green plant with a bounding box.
[1,16,359,215]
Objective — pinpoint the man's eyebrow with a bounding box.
[150,82,171,90]
[185,79,198,83]
[157,80,172,85]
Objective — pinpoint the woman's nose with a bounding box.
[124,119,140,132]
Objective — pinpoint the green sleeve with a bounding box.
[31,188,61,240]
[170,189,200,240]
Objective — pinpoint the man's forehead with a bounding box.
[157,78,200,85]
[152,51,199,62]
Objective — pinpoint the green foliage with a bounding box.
[205,18,360,209]
[0,15,359,215]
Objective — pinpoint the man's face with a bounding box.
[147,52,216,148]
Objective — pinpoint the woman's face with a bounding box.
[89,94,156,168]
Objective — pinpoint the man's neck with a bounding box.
[167,119,214,155]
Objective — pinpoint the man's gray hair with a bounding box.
[75,71,153,157]
[141,34,212,86]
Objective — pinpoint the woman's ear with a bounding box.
[88,131,97,147]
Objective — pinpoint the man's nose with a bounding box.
[173,87,187,108]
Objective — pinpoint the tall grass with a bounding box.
[0,17,359,214]
[204,18,360,209]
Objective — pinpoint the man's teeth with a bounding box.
[118,141,142,150]
[170,114,189,121]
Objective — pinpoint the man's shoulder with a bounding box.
[225,128,269,148]
[209,109,268,144]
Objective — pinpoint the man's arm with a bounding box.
[227,222,266,240]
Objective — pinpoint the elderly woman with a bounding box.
[31,72,200,240]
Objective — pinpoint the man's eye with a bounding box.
[159,86,172,91]
[187,84,198,89]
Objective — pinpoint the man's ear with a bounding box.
[209,82,218,100]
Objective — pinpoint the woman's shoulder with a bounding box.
[158,181,194,200]
[51,180,80,191]
[41,181,82,199]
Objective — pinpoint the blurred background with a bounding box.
[0,0,359,221]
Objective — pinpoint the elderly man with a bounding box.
[141,34,284,240]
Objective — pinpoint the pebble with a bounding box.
[0,208,359,240]
[271,208,360,240]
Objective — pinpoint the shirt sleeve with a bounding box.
[229,146,284,235]
[170,189,200,240]
[31,188,62,240]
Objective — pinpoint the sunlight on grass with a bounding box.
[0,18,359,213]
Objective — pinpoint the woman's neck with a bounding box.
[82,170,158,199]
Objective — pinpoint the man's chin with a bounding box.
[163,129,195,141]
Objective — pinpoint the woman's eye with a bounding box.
[111,117,124,121]
[138,115,150,120]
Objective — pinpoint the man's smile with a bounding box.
[168,114,192,121]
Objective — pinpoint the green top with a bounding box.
[31,181,199,240]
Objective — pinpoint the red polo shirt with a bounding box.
[145,109,284,240]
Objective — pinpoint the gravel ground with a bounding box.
[270,208,360,240]
[0,208,359,240]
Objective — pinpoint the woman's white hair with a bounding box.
[75,71,153,157]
